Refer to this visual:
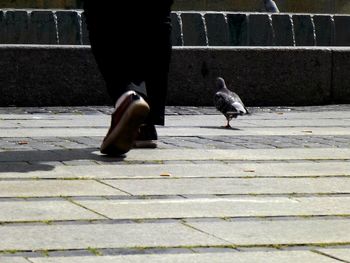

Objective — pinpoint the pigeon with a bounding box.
[214,77,249,128]
[263,0,280,13]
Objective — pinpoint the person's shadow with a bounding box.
[0,148,125,173]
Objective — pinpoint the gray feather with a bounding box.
[214,77,249,123]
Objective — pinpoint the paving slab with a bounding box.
[0,258,30,263]
[1,126,350,137]
[0,118,107,128]
[120,148,350,162]
[158,127,350,136]
[1,109,350,120]
[188,219,350,245]
[0,222,228,251]
[28,251,339,263]
[0,200,103,222]
[76,196,350,220]
[103,177,350,195]
[1,162,349,179]
[0,128,105,137]
[165,116,350,127]
[0,105,349,258]
[3,115,349,128]
[318,248,350,261]
[0,115,350,129]
[1,111,350,127]
[0,180,126,197]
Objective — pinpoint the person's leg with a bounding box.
[84,0,173,121]
[130,2,173,148]
[83,1,145,101]
[83,1,173,154]
[138,1,173,126]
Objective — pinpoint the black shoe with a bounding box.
[100,91,150,155]
[134,124,158,149]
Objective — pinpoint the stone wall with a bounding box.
[1,10,350,47]
[0,45,349,106]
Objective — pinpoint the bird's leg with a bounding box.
[224,119,232,129]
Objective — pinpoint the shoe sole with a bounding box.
[100,100,150,155]
[133,140,157,149]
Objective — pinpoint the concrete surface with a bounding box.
[0,105,349,261]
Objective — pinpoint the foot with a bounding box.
[100,91,150,155]
[134,124,158,149]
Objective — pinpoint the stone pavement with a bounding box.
[0,105,350,262]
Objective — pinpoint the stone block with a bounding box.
[334,15,350,46]
[313,15,333,46]
[0,200,103,222]
[171,12,183,46]
[77,196,350,220]
[81,11,90,45]
[29,11,58,44]
[226,13,248,46]
[27,251,341,263]
[0,11,5,43]
[205,13,229,46]
[189,219,350,246]
[104,177,350,195]
[0,46,335,106]
[0,222,226,251]
[248,14,274,46]
[0,46,109,107]
[56,10,81,45]
[0,10,346,47]
[168,47,331,106]
[0,258,29,263]
[0,180,125,197]
[332,48,350,103]
[292,15,316,46]
[4,10,30,44]
[181,12,207,46]
[272,14,294,46]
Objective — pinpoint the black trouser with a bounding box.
[83,1,173,125]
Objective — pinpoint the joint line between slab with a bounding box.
[180,220,234,246]
[25,258,35,263]
[312,249,350,263]
[94,179,133,196]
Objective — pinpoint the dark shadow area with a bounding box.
[0,148,125,173]
[199,126,241,130]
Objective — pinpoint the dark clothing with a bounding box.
[83,1,173,125]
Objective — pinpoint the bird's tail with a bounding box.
[245,107,252,115]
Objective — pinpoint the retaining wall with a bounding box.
[0,45,349,107]
[1,10,349,106]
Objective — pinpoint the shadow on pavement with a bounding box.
[200,126,241,130]
[0,148,125,173]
